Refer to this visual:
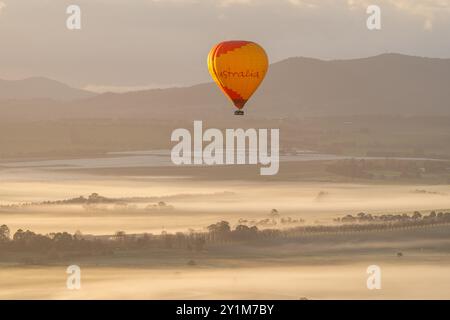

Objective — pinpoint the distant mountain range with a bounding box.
[0,77,95,101]
[1,53,450,121]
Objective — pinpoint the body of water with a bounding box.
[0,150,441,170]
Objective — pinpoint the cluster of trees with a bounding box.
[0,193,118,209]
[0,225,110,263]
[52,193,118,204]
[207,221,258,241]
[0,224,207,255]
[1,209,450,263]
[237,217,302,227]
[237,209,304,228]
[0,193,174,213]
[206,221,283,242]
[112,230,206,252]
[279,211,450,236]
[0,221,273,257]
[335,211,450,224]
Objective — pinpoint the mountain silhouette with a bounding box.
[1,54,450,121]
[0,77,95,101]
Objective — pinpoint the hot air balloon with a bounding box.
[207,40,269,115]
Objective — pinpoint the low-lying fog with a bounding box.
[2,263,450,299]
[1,168,450,235]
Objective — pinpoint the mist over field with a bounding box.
[3,264,450,300]
[2,169,450,234]
[1,1,450,300]
[1,151,450,299]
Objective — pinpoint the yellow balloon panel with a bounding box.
[208,41,268,110]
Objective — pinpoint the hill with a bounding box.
[1,54,450,121]
[0,77,95,101]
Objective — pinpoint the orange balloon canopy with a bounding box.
[207,40,269,111]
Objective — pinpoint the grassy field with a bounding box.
[2,116,450,160]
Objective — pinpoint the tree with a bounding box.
[233,225,258,239]
[52,232,73,248]
[269,209,280,218]
[13,229,46,249]
[74,230,83,240]
[114,231,127,242]
[0,225,10,242]
[13,229,25,242]
[207,221,231,242]
[207,221,231,234]
[412,211,422,220]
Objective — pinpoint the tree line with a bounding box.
[0,210,449,263]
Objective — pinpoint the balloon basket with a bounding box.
[234,110,244,116]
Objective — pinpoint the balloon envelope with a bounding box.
[207,40,269,111]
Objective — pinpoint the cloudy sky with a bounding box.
[1,0,450,91]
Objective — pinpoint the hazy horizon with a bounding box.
[1,0,450,91]
[1,52,447,93]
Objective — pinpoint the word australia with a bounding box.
[171,121,279,175]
